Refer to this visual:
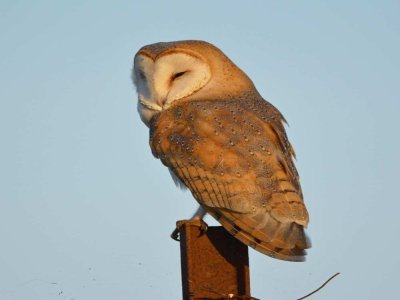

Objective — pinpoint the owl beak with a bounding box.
[138,95,162,111]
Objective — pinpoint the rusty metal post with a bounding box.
[178,221,253,300]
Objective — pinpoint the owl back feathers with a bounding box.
[150,92,310,261]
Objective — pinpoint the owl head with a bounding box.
[132,40,256,126]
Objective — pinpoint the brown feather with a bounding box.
[150,91,310,261]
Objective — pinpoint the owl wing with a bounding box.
[150,96,310,261]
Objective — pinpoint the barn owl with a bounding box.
[132,40,310,261]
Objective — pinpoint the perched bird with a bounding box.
[132,40,310,261]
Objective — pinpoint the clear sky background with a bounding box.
[0,1,399,299]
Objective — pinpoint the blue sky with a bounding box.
[0,1,399,299]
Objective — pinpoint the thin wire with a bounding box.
[297,272,340,300]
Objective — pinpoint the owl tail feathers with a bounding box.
[208,209,311,262]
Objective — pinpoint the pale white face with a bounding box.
[133,52,211,126]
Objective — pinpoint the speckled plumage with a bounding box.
[133,40,310,261]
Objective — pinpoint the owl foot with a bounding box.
[170,219,209,241]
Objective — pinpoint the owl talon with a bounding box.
[198,219,208,234]
[170,219,208,241]
[171,228,181,241]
